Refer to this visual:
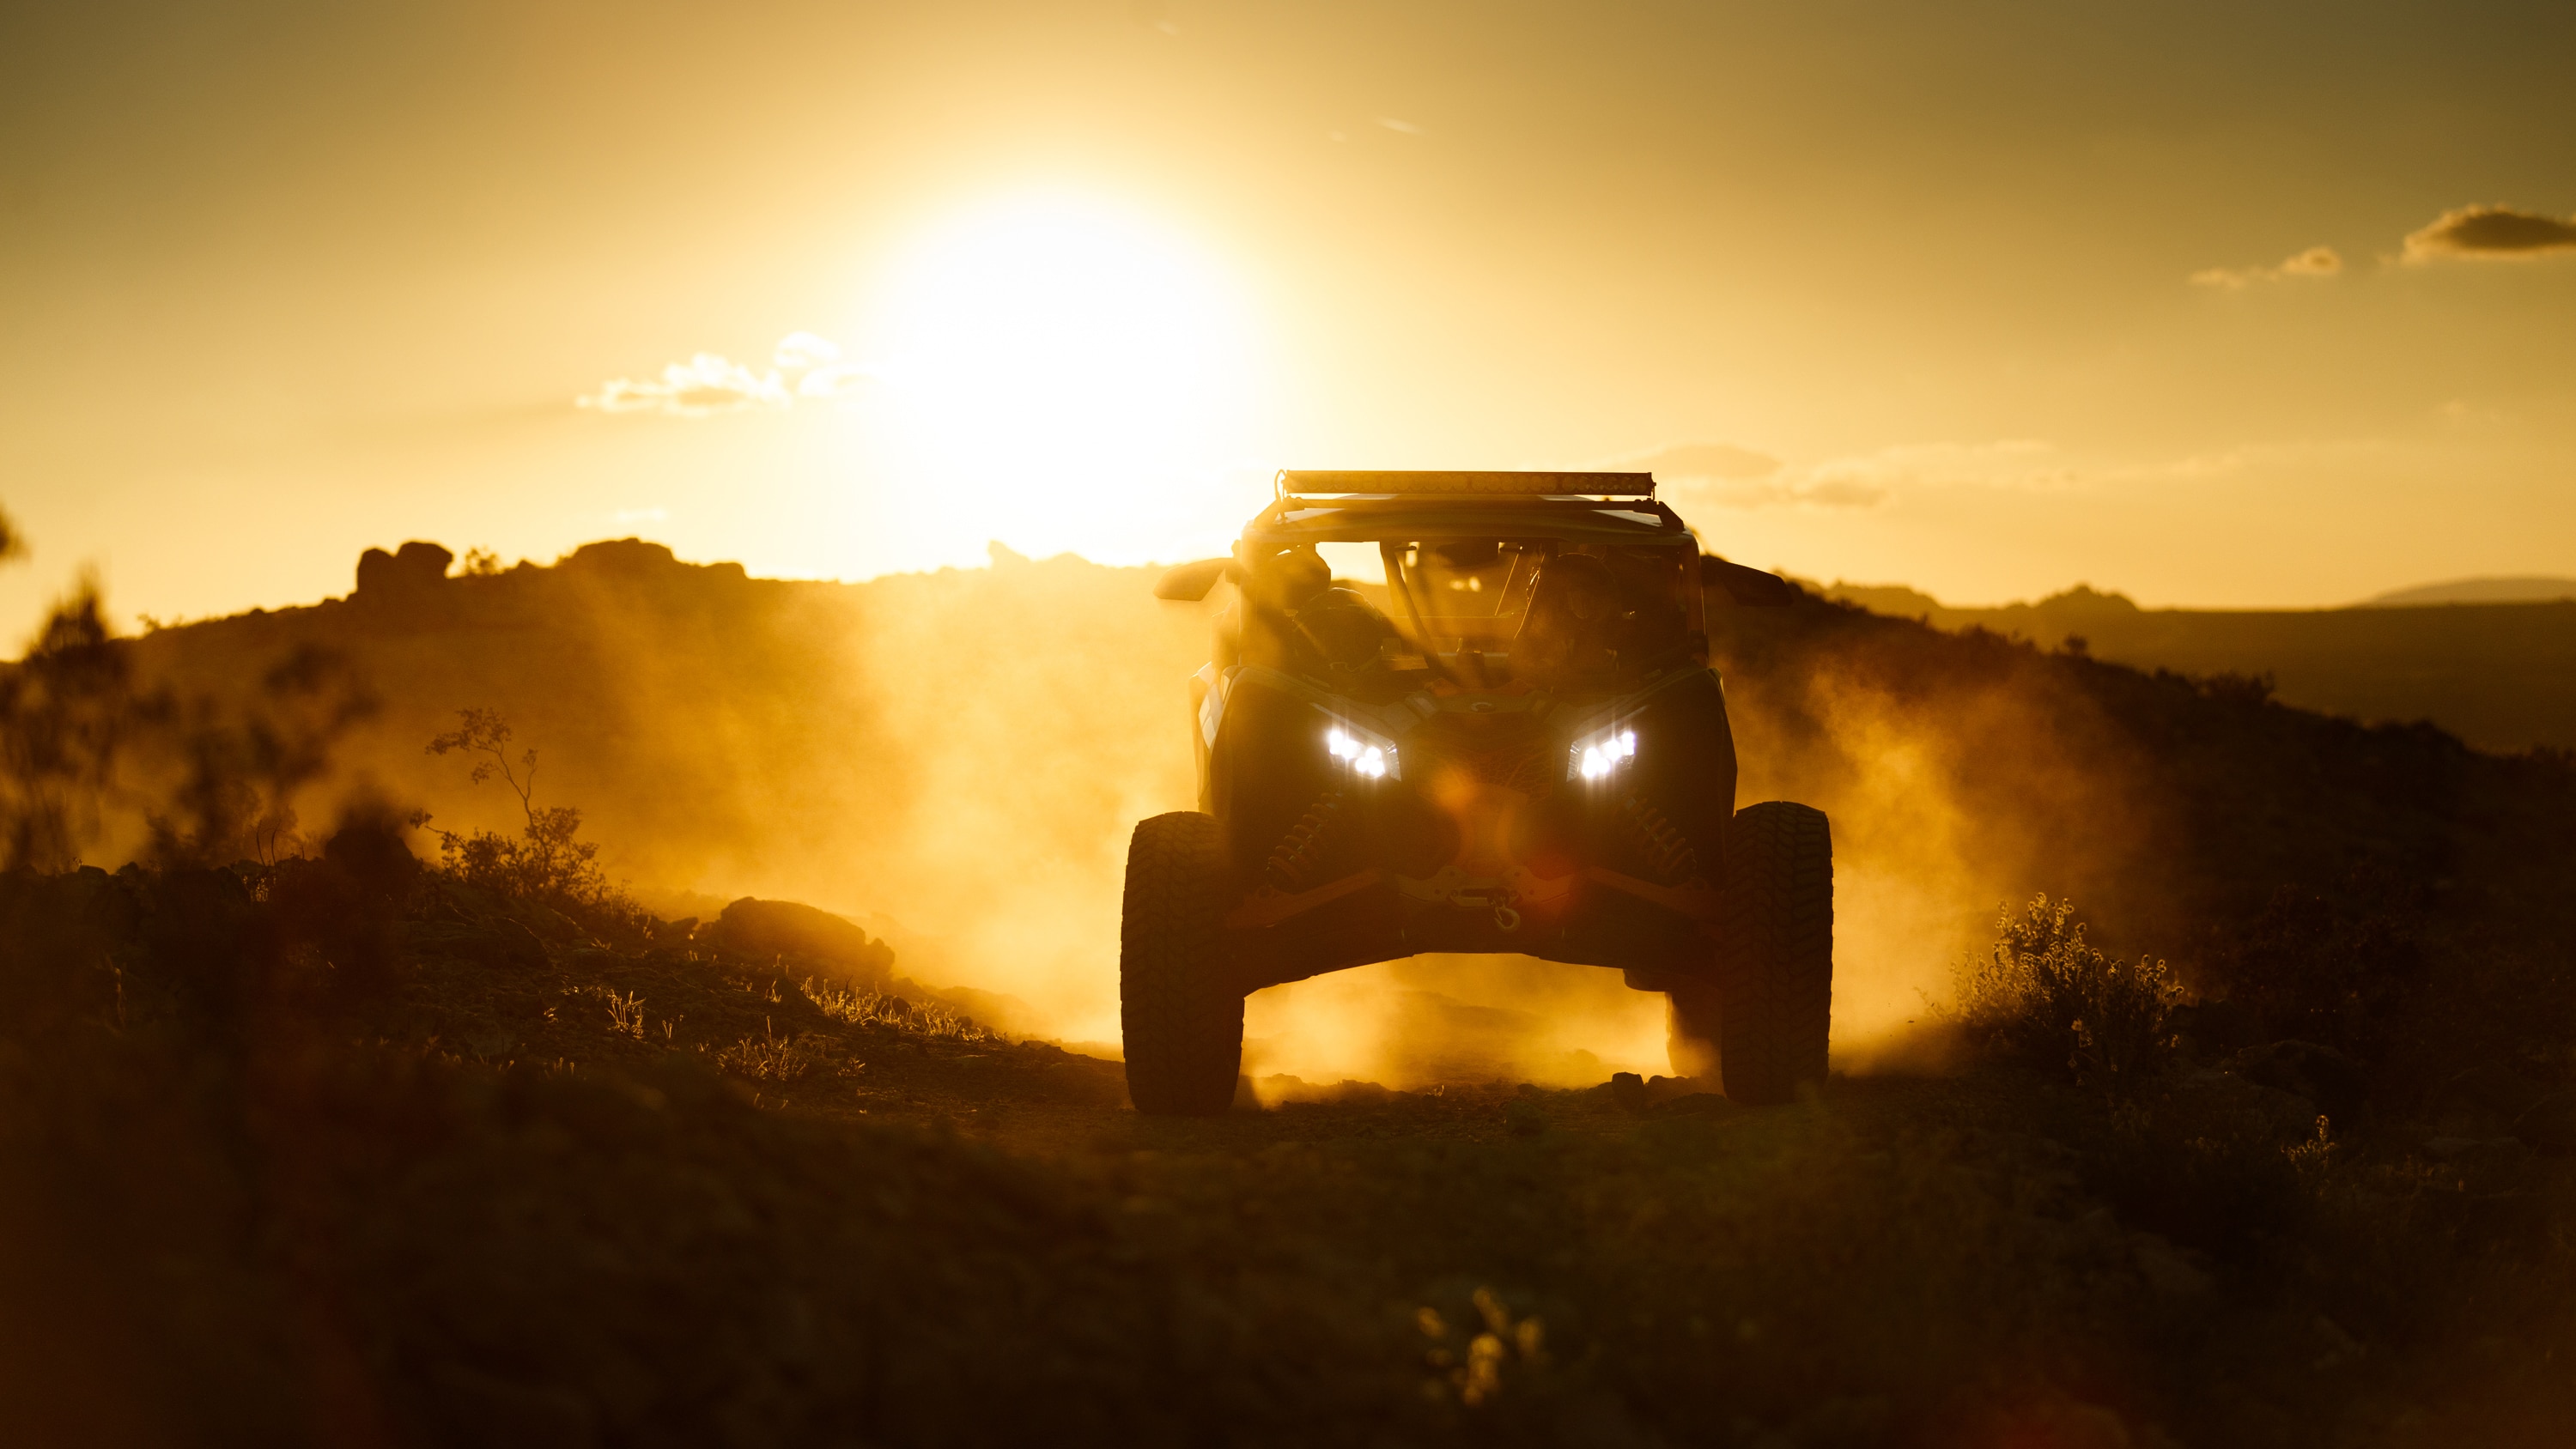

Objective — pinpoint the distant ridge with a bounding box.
[2355,576,2576,608]
[1812,580,2576,751]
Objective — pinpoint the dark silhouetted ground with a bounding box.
[5,545,2573,1446]
[3,842,2572,1447]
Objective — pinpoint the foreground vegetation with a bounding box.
[2,838,2569,1447]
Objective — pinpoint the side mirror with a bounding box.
[1702,556,1801,608]
[1153,558,1235,602]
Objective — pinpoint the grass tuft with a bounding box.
[802,978,1000,1043]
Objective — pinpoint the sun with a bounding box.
[857,191,1273,565]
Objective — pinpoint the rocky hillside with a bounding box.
[78,538,2576,1090]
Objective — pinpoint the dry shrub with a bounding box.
[715,1020,829,1082]
[146,646,378,869]
[0,583,375,874]
[424,707,651,938]
[0,585,152,870]
[1953,894,2181,1089]
[803,979,1000,1043]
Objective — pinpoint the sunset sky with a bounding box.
[4,0,2572,629]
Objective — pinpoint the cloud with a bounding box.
[2403,204,2576,260]
[580,354,790,416]
[1672,436,2394,512]
[1800,439,2062,502]
[1797,476,1891,507]
[1668,473,1883,509]
[1671,439,2068,509]
[2190,245,2342,288]
[773,331,841,369]
[582,334,869,416]
[1607,441,1845,507]
[1374,116,1424,135]
[1618,442,1783,481]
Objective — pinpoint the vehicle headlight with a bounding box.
[1323,721,1400,780]
[1568,724,1637,782]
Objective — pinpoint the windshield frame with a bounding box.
[1229,497,1708,693]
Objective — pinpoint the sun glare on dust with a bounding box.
[860,193,1274,565]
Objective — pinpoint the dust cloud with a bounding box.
[115,541,2171,1083]
[1242,955,1674,1094]
[1721,636,2159,1074]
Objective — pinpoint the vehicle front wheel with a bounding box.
[1120,811,1246,1115]
[1668,801,1833,1104]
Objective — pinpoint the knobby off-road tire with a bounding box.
[1120,812,1247,1116]
[1668,801,1834,1105]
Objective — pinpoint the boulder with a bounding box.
[355,541,454,602]
[703,897,895,984]
[560,538,680,578]
[1608,1071,1648,1114]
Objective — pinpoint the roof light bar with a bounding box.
[1275,470,1656,500]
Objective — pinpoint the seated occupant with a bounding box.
[1603,548,1691,666]
[1512,553,1626,683]
[1294,586,1397,670]
[1236,543,1336,671]
[1240,543,1332,614]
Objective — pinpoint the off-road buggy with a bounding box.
[1122,471,1831,1114]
